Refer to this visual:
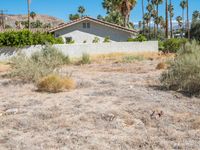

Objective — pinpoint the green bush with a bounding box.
[127,35,147,42]
[103,36,110,43]
[158,41,164,51]
[162,38,188,53]
[92,37,100,43]
[161,41,200,95]
[0,30,63,47]
[9,44,69,82]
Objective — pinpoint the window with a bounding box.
[83,23,87,28]
[83,22,90,29]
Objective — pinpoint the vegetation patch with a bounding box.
[9,45,69,82]
[79,53,91,64]
[0,30,63,47]
[161,41,200,95]
[122,55,144,63]
[37,74,76,93]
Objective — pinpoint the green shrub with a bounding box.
[9,44,69,82]
[158,41,164,51]
[127,35,147,42]
[80,53,91,64]
[161,41,200,95]
[92,37,100,43]
[0,30,63,47]
[103,36,110,43]
[162,38,188,53]
[122,55,144,63]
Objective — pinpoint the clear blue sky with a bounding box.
[0,0,199,23]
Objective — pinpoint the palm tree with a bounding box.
[192,10,200,21]
[102,0,137,27]
[186,0,189,39]
[151,9,157,38]
[180,0,187,37]
[142,0,145,34]
[27,0,31,30]
[120,0,137,27]
[168,0,174,38]
[176,16,183,37]
[165,0,168,39]
[144,13,151,36]
[30,11,36,20]
[146,3,153,39]
[151,0,163,38]
[78,6,85,17]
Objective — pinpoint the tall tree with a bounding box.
[165,0,168,38]
[186,0,189,39]
[180,0,187,37]
[168,0,174,38]
[146,2,153,39]
[27,0,31,30]
[142,0,145,34]
[102,0,137,27]
[151,0,163,38]
[176,16,183,37]
[30,11,36,20]
[78,6,85,17]
[143,13,151,36]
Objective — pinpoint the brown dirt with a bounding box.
[0,60,200,150]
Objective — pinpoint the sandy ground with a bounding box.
[0,60,200,150]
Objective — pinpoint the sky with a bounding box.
[0,0,199,23]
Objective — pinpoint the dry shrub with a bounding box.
[9,44,70,82]
[37,74,75,93]
[156,62,166,70]
[161,41,200,95]
[122,55,144,63]
[80,53,91,64]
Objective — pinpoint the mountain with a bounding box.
[3,14,64,28]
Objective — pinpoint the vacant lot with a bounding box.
[0,58,200,150]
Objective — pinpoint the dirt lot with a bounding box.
[0,59,200,150]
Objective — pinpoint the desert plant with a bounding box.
[9,45,69,82]
[162,38,188,53]
[161,41,200,95]
[92,37,100,43]
[103,36,110,43]
[156,62,166,70]
[127,35,147,42]
[37,74,75,93]
[80,53,91,64]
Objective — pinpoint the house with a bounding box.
[48,17,138,44]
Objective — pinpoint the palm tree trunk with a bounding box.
[27,0,30,30]
[149,19,151,40]
[142,0,145,34]
[186,0,190,39]
[170,0,173,38]
[165,0,168,39]
[156,5,159,39]
[182,9,184,38]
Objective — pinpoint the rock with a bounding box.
[5,108,18,115]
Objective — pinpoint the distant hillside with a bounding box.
[3,14,64,28]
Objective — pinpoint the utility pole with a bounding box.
[0,10,8,29]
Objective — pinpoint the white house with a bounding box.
[48,17,138,43]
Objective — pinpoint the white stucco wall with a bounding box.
[54,20,136,43]
[0,41,158,61]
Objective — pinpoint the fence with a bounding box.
[0,41,158,61]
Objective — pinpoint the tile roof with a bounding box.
[48,16,138,34]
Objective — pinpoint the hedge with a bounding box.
[0,30,63,47]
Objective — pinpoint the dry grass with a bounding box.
[37,74,76,93]
[0,63,11,73]
[91,52,171,64]
[156,62,166,70]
